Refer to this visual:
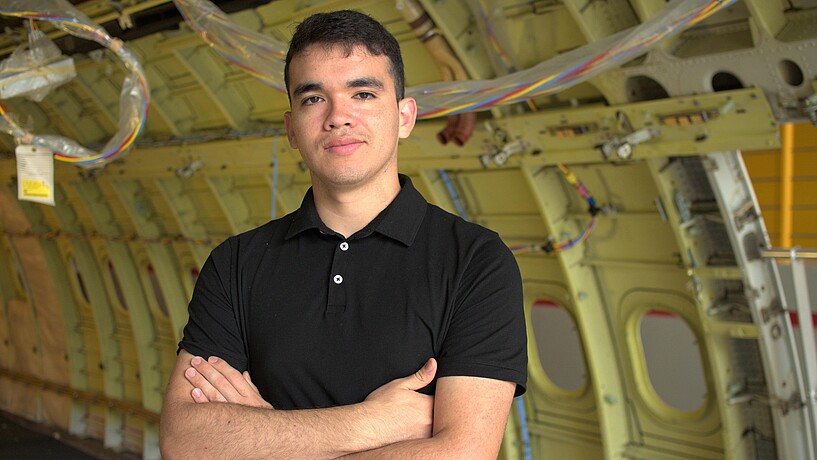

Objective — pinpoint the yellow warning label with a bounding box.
[21,179,51,198]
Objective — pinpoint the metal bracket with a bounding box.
[599,127,661,160]
[778,392,806,416]
[728,388,806,416]
[760,300,786,323]
[480,139,529,167]
[734,200,758,231]
[175,159,204,179]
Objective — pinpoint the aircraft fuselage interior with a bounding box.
[0,0,816,458]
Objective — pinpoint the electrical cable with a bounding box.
[173,0,287,91]
[515,396,532,460]
[0,0,150,168]
[510,163,598,255]
[438,168,470,221]
[171,0,736,120]
[411,0,737,118]
[467,0,517,75]
[0,0,734,167]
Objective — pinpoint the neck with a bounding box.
[311,175,401,238]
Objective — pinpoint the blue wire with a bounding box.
[516,396,532,460]
[438,169,468,221]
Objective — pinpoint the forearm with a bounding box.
[341,438,443,460]
[340,434,489,460]
[160,398,386,460]
[160,351,436,458]
[341,376,516,460]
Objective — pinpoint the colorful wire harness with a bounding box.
[1,0,735,169]
[172,0,736,119]
[410,0,738,118]
[510,164,599,255]
[0,0,149,168]
[174,0,287,92]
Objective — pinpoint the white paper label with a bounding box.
[16,144,55,206]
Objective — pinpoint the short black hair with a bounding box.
[284,10,405,102]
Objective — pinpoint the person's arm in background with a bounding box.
[159,350,437,459]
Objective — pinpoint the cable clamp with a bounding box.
[599,127,660,160]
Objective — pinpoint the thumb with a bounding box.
[403,358,437,390]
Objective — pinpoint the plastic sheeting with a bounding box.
[0,0,150,168]
[172,0,736,118]
[0,30,76,101]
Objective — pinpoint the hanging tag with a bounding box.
[16,144,55,206]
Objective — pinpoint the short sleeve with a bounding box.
[436,233,527,396]
[178,238,248,371]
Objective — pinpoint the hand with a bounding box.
[184,355,273,409]
[362,357,437,442]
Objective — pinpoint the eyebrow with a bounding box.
[348,77,384,91]
[292,77,385,99]
[292,82,323,99]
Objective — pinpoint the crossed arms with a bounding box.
[159,349,516,459]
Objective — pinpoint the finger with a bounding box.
[191,387,209,403]
[191,356,241,401]
[402,358,437,391]
[207,356,257,398]
[243,371,260,393]
[185,365,227,403]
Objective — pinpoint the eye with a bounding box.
[302,95,323,106]
[355,92,375,101]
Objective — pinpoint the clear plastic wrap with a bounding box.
[173,0,734,119]
[0,0,150,168]
[2,0,112,45]
[0,30,76,101]
[408,0,738,117]
[174,0,287,91]
[466,0,518,76]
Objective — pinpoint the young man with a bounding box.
[159,10,527,459]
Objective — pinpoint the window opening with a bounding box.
[640,309,707,411]
[531,300,587,392]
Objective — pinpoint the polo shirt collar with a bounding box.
[285,174,427,246]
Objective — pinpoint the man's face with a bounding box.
[284,44,416,191]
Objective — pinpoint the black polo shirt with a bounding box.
[180,175,527,409]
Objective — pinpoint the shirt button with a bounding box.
[333,274,343,284]
[340,242,349,251]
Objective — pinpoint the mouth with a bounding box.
[324,137,364,155]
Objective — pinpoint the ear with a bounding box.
[283,111,298,149]
[397,97,417,139]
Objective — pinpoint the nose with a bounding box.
[324,100,353,130]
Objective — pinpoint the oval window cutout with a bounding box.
[712,71,743,92]
[778,59,804,87]
[531,300,587,392]
[640,309,707,411]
